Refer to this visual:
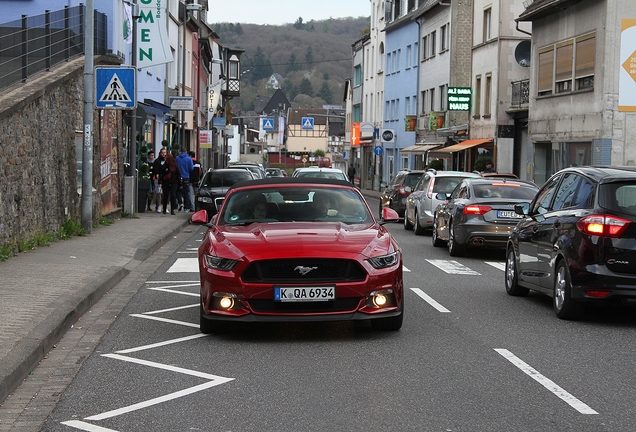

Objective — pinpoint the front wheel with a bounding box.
[404,211,413,230]
[505,246,529,296]
[200,303,228,334]
[553,261,583,320]
[414,211,426,235]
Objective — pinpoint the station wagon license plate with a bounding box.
[498,210,522,219]
[274,286,335,302]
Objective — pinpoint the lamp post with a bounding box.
[180,3,202,151]
[221,47,243,167]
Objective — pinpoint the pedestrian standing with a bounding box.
[189,151,202,211]
[176,148,194,212]
[160,153,180,215]
[347,165,356,185]
[153,147,167,213]
[147,150,156,211]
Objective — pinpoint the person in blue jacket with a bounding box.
[176,147,194,212]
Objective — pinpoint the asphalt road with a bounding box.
[33,197,636,431]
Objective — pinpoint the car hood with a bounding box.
[207,222,396,260]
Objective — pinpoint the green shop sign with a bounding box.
[447,87,472,111]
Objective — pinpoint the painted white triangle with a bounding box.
[303,119,313,128]
[264,120,273,128]
[99,73,132,102]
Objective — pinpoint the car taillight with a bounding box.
[464,205,492,215]
[576,215,630,237]
[399,186,409,194]
[426,178,436,199]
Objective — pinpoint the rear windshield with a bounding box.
[404,173,423,187]
[600,182,636,216]
[433,176,468,194]
[201,171,252,188]
[296,171,346,180]
[473,184,538,200]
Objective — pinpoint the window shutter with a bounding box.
[538,47,554,92]
[555,41,573,82]
[575,34,595,78]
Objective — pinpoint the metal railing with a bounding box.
[0,5,107,92]
[511,79,530,107]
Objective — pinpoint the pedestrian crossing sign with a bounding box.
[95,66,136,109]
[262,118,274,130]
[301,117,314,130]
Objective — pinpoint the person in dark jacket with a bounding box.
[189,151,202,202]
[160,153,180,215]
[153,147,167,213]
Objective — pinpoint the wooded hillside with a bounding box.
[211,16,369,112]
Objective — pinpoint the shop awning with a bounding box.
[433,139,493,153]
[399,144,443,154]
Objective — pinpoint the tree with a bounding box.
[287,53,300,73]
[299,77,313,96]
[293,17,304,30]
[322,22,330,33]
[314,149,325,157]
[317,81,333,104]
[235,23,244,35]
[322,72,330,81]
[282,81,298,101]
[305,46,314,66]
[251,46,273,81]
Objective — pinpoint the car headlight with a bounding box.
[198,197,213,203]
[366,251,399,269]
[203,254,239,271]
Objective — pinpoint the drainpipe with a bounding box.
[516,20,532,36]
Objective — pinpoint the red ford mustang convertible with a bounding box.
[190,178,404,333]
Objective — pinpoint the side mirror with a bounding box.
[190,209,209,224]
[380,181,387,189]
[381,207,400,223]
[514,203,530,216]
[435,192,447,200]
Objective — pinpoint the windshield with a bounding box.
[200,171,252,188]
[473,183,538,200]
[433,176,469,194]
[218,186,373,225]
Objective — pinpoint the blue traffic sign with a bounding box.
[374,146,384,156]
[301,117,314,130]
[95,67,136,109]
[262,118,274,130]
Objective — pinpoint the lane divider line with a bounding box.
[410,288,451,313]
[486,261,506,271]
[494,348,598,415]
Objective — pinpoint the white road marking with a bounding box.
[486,261,506,271]
[61,420,119,431]
[426,259,481,275]
[494,349,598,415]
[177,251,198,254]
[115,333,208,354]
[410,288,451,313]
[142,303,199,315]
[147,287,200,297]
[167,257,199,273]
[145,281,199,284]
[403,265,411,272]
[84,354,234,421]
[130,314,199,328]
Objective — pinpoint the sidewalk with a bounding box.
[0,209,191,404]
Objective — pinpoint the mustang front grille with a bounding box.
[241,258,367,283]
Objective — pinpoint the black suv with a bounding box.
[505,166,636,319]
[379,170,425,219]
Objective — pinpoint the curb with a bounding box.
[0,218,190,405]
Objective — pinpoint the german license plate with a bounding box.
[274,286,335,302]
[498,210,522,219]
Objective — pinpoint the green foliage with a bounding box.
[0,244,14,261]
[322,22,329,33]
[429,159,444,170]
[474,156,493,172]
[305,46,314,65]
[293,17,303,30]
[60,219,88,240]
[299,77,313,96]
[249,46,273,81]
[19,237,37,252]
[317,81,333,104]
[287,53,300,73]
[313,149,325,157]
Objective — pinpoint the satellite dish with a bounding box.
[515,40,531,67]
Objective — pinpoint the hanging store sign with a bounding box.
[619,20,636,111]
[136,0,173,68]
[447,87,472,111]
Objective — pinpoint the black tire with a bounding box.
[404,211,413,230]
[447,221,464,257]
[414,211,426,235]
[432,216,444,247]
[553,261,584,320]
[200,303,228,334]
[505,246,529,296]
[371,294,404,331]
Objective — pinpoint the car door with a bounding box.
[409,174,430,222]
[438,182,468,240]
[516,175,561,288]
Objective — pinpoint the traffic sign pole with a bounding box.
[81,0,94,233]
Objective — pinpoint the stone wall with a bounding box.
[0,56,124,251]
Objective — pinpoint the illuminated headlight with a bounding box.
[212,292,238,310]
[203,254,238,271]
[366,251,399,269]
[367,289,395,308]
[198,197,213,203]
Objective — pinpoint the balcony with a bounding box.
[511,79,529,108]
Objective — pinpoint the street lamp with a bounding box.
[221,47,243,167]
[180,3,202,151]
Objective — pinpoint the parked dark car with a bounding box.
[432,178,539,255]
[195,168,255,215]
[505,166,636,319]
[379,170,425,219]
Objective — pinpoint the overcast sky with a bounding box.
[212,0,371,25]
